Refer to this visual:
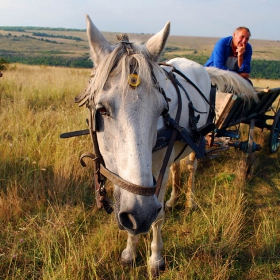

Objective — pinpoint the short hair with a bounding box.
[235,26,251,37]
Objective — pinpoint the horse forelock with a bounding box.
[89,42,165,98]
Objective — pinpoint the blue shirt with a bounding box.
[204,36,252,73]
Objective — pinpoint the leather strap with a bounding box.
[155,70,182,196]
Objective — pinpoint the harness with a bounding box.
[60,36,216,214]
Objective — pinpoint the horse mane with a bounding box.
[89,42,165,97]
[205,67,258,103]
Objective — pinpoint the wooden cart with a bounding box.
[208,87,280,156]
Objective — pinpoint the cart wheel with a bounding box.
[269,109,280,153]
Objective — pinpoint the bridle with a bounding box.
[62,35,215,214]
[76,64,182,214]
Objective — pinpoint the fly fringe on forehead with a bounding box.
[89,43,165,97]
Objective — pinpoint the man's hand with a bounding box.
[236,43,246,68]
[236,43,246,57]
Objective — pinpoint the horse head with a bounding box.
[85,15,170,235]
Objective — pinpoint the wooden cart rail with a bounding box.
[216,87,280,131]
[213,87,280,154]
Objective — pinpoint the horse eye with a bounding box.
[97,107,108,116]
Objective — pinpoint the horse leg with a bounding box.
[148,169,171,277]
[149,209,165,277]
[121,234,139,265]
[185,152,197,210]
[165,162,180,209]
[121,207,165,275]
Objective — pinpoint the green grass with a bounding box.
[0,64,280,279]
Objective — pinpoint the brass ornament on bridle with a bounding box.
[128,73,141,88]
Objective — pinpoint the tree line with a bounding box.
[32,32,83,41]
[176,54,280,79]
[0,57,7,70]
[0,55,279,79]
[0,56,92,68]
[251,60,280,79]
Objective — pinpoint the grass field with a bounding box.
[0,64,280,279]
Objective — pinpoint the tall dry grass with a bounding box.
[0,64,92,219]
[0,64,280,279]
[251,78,280,89]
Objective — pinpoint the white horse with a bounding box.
[79,15,256,276]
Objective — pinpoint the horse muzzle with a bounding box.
[115,193,162,235]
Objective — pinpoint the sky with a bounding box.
[0,0,279,40]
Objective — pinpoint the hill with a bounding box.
[0,26,280,78]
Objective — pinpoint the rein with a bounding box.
[155,70,182,196]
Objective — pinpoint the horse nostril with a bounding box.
[119,212,139,230]
[127,213,138,230]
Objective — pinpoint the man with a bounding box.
[205,27,252,81]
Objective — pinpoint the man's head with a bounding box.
[232,27,251,48]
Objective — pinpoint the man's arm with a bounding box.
[236,43,245,69]
[211,39,229,70]
[237,43,252,74]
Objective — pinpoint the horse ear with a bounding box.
[86,14,112,66]
[145,22,170,62]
